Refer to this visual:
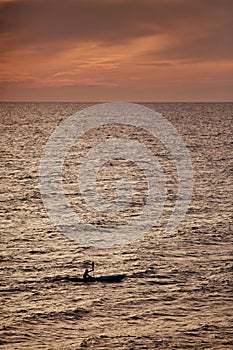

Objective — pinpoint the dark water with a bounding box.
[1,102,232,349]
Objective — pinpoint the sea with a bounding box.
[1,102,232,349]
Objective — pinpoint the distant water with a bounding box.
[1,102,232,349]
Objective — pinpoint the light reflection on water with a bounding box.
[0,102,232,349]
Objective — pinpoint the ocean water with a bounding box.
[1,102,232,349]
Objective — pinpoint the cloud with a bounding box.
[0,0,232,62]
[0,0,232,101]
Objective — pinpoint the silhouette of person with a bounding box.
[83,268,90,280]
[83,262,94,280]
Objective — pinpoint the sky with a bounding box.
[0,0,232,102]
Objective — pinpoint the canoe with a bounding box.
[84,274,126,283]
[52,274,126,284]
[53,274,126,283]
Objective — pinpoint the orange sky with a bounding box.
[0,0,232,101]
